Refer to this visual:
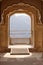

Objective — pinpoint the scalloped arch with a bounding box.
[1,3,41,24]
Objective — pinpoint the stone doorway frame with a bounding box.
[8,11,34,47]
[1,3,41,51]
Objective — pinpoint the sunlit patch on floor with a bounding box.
[3,52,32,58]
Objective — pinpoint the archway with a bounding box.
[9,13,32,45]
[1,3,41,52]
[8,12,34,54]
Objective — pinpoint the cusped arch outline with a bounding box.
[1,3,41,24]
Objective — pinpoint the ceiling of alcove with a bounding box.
[0,0,2,1]
[0,0,43,1]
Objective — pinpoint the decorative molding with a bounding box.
[38,11,42,24]
[1,3,42,24]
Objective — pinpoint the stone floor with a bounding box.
[0,52,43,65]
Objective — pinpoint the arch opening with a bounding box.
[9,13,32,45]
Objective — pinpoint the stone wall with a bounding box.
[0,1,1,22]
[1,0,41,13]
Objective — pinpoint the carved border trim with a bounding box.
[1,3,42,24]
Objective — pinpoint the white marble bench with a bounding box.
[8,45,33,55]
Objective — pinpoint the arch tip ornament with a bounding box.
[1,3,42,25]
